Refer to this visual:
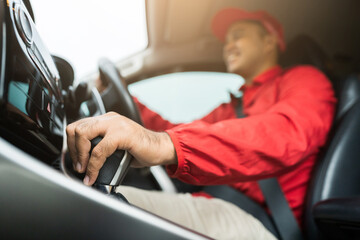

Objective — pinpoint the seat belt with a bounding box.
[235,97,303,240]
[258,179,303,240]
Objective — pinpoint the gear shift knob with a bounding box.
[90,137,132,186]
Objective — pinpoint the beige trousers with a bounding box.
[115,186,277,240]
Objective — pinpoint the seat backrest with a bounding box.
[279,34,329,74]
[303,74,360,239]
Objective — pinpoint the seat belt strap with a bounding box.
[258,179,303,240]
[234,96,246,118]
[235,97,303,240]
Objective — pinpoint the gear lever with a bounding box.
[90,137,132,193]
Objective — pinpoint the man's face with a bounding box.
[223,21,270,77]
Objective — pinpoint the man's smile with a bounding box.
[226,51,241,65]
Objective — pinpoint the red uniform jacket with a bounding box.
[134,65,336,224]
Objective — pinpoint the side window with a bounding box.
[129,72,244,123]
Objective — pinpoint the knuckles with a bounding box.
[106,111,118,116]
[91,146,103,159]
[87,157,104,177]
[66,124,75,136]
[87,162,98,174]
[66,112,127,180]
[74,124,88,137]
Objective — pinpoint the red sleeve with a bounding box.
[133,96,238,131]
[133,97,179,131]
[165,66,336,185]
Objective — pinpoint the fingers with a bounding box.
[66,117,104,173]
[83,136,118,185]
[66,117,91,170]
[66,112,160,186]
[66,124,78,169]
[74,120,99,172]
[66,112,122,186]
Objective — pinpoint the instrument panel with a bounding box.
[0,0,65,164]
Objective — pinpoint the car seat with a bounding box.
[280,35,360,240]
[268,35,360,239]
[303,74,360,239]
[279,34,330,75]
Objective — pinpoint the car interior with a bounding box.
[0,0,360,239]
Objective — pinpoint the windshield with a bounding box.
[30,0,148,80]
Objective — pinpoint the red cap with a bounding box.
[211,8,286,51]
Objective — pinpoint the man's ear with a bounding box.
[264,34,278,53]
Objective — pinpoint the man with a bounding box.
[67,8,336,239]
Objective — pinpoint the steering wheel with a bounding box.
[98,58,143,124]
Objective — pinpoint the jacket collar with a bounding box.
[240,65,282,91]
[252,65,282,85]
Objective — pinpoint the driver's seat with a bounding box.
[276,34,360,239]
[279,34,360,239]
[303,74,360,239]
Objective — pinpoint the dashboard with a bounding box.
[0,0,64,165]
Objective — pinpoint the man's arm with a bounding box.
[134,96,238,131]
[66,112,177,186]
[165,66,336,185]
[133,97,180,131]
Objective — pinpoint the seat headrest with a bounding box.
[334,74,360,122]
[279,34,329,74]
